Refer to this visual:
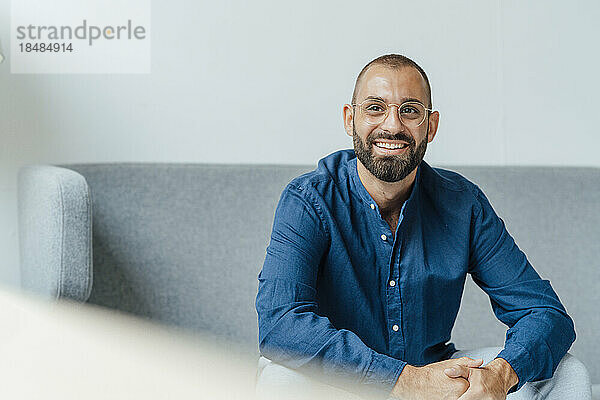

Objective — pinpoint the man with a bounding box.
[254,54,587,400]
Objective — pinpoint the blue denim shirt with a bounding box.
[255,149,575,398]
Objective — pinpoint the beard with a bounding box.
[352,122,428,183]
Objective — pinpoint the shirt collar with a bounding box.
[347,154,423,217]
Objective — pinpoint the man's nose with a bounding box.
[380,105,405,132]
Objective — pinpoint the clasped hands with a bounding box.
[391,356,518,400]
[443,356,516,399]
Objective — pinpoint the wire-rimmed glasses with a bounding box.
[352,99,433,128]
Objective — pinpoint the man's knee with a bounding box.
[257,357,309,384]
[255,356,319,400]
[557,353,590,379]
[255,356,364,400]
[523,352,592,400]
[553,352,592,390]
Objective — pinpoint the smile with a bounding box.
[372,140,410,154]
[374,142,408,150]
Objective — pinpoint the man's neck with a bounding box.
[356,159,417,217]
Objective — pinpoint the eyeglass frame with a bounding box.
[350,99,434,128]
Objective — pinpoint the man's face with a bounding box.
[347,65,437,183]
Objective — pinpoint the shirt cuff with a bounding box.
[495,342,534,394]
[362,349,407,399]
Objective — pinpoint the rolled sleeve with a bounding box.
[364,350,408,396]
[495,342,534,393]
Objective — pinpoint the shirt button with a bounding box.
[380,234,387,241]
[392,324,399,332]
[370,203,375,209]
[389,280,396,287]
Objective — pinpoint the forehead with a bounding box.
[356,65,428,104]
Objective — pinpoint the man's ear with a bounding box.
[342,104,354,137]
[427,110,440,143]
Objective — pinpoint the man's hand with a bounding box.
[443,357,519,400]
[390,357,484,400]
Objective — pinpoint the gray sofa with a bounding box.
[17,159,599,397]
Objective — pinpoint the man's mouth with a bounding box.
[372,140,410,154]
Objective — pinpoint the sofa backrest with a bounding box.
[60,163,311,353]
[18,161,599,381]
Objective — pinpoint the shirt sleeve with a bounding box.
[255,183,407,400]
[468,185,576,393]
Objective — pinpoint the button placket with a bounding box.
[368,198,402,350]
[366,201,392,241]
[386,229,404,356]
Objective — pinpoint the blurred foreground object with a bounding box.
[0,284,258,400]
[0,284,378,400]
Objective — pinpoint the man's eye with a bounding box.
[366,104,385,112]
[401,106,417,114]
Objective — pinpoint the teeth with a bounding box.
[375,142,407,149]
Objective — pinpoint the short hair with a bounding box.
[351,54,432,108]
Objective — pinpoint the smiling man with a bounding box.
[255,54,588,400]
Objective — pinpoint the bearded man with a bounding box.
[254,54,589,400]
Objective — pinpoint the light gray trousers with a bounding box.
[255,346,592,400]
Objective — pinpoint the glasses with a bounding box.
[352,99,433,128]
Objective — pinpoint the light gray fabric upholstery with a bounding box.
[17,165,92,302]
[16,161,599,387]
[63,163,310,351]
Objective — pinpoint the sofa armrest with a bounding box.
[17,165,92,301]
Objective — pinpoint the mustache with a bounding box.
[367,132,414,146]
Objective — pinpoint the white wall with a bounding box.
[1,0,599,287]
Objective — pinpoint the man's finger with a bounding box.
[445,357,484,379]
[455,357,484,367]
[443,365,470,379]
